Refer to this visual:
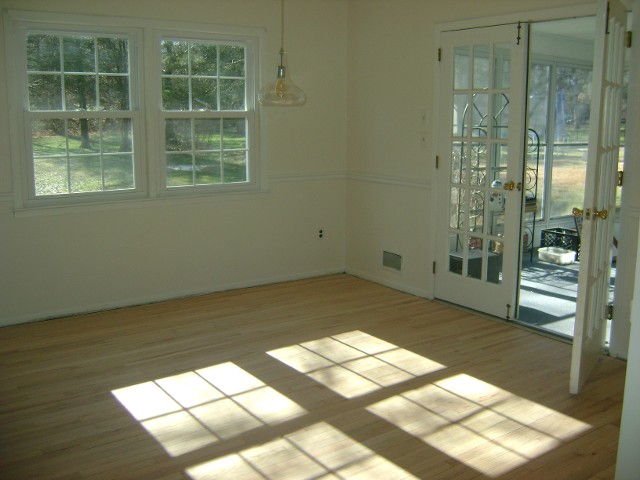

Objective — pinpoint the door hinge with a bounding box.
[617,170,624,187]
[607,303,614,320]
[435,155,439,169]
[626,31,633,48]
[605,1,611,35]
[438,48,442,62]
[433,261,437,274]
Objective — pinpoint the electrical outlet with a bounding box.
[318,228,324,239]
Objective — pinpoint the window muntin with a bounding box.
[160,38,251,190]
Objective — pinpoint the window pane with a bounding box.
[104,154,135,190]
[166,153,194,187]
[34,156,68,196]
[191,43,217,76]
[102,118,133,153]
[528,63,551,144]
[162,41,189,75]
[550,145,587,218]
[70,155,102,193]
[219,79,245,110]
[63,36,95,72]
[28,74,62,110]
[27,34,60,71]
[194,119,221,150]
[100,76,130,110]
[67,118,99,154]
[223,151,247,183]
[219,45,244,77]
[65,75,97,110]
[223,119,246,149]
[97,37,129,73]
[162,77,189,111]
[195,153,221,185]
[191,77,217,110]
[555,66,592,143]
[166,119,192,151]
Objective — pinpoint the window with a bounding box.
[6,12,259,210]
[160,39,250,188]
[26,32,136,197]
[527,60,593,220]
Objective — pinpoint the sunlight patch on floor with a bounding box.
[112,362,307,457]
[186,422,418,480]
[267,330,446,398]
[367,373,591,477]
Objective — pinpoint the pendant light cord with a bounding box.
[280,0,285,53]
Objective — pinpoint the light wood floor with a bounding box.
[0,274,627,479]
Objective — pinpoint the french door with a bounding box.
[434,24,529,319]
[570,0,627,394]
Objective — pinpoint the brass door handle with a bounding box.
[572,207,583,217]
[503,181,522,191]
[593,209,609,220]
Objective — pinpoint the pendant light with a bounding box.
[258,0,306,106]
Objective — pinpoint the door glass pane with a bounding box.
[467,238,483,279]
[469,142,487,186]
[454,46,470,90]
[473,45,490,89]
[469,190,485,233]
[471,94,489,136]
[493,43,511,89]
[490,144,508,184]
[488,210,505,236]
[449,233,464,275]
[492,94,509,139]
[453,94,469,136]
[487,243,503,285]
[451,141,466,184]
[450,187,465,229]
[550,145,588,218]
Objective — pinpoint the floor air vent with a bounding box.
[382,251,402,271]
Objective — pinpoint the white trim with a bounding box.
[0,268,344,328]
[346,171,430,190]
[10,188,273,218]
[436,4,597,34]
[269,171,345,183]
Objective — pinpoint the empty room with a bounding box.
[1,0,639,478]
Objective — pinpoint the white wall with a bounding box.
[0,0,348,325]
[615,1,640,476]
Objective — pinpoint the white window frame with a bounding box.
[4,10,263,213]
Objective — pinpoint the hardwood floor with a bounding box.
[0,274,627,479]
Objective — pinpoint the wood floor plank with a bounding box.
[0,274,626,479]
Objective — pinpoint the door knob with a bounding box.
[572,207,583,217]
[503,181,521,191]
[593,208,609,220]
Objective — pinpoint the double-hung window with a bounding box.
[6,11,259,210]
[24,30,139,200]
[159,37,253,190]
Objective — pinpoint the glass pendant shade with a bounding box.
[258,49,306,106]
